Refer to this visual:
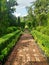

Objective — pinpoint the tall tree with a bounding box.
[26,6,36,28]
[18,16,21,27]
[6,0,18,13]
[34,0,49,14]
[0,0,18,36]
[33,0,49,26]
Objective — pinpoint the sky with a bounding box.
[13,0,36,17]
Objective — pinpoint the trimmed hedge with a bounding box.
[0,30,22,61]
[31,30,49,57]
[36,26,49,36]
[0,30,19,52]
[0,26,18,37]
[6,26,18,34]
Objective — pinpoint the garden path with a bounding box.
[4,31,48,65]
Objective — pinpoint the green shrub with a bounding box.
[6,26,17,34]
[0,30,19,51]
[36,26,49,36]
[36,26,44,32]
[0,26,18,37]
[31,30,49,57]
[40,27,49,35]
[0,30,22,61]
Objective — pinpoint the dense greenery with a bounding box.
[0,0,23,63]
[26,0,49,58]
[0,30,22,62]
[0,0,49,63]
[31,30,49,57]
[36,26,49,36]
[26,0,49,28]
[0,0,18,37]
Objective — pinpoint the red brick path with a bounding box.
[4,33,48,65]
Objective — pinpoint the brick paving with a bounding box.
[4,33,48,65]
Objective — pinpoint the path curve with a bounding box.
[4,33,48,65]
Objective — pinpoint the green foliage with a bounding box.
[27,22,31,28]
[31,30,49,57]
[0,30,21,61]
[26,6,37,28]
[26,0,49,28]
[20,22,25,30]
[0,0,18,37]
[6,26,18,34]
[17,16,21,27]
[30,0,49,26]
[36,26,49,36]
[41,28,49,36]
[39,12,47,26]
[34,0,49,14]
[36,26,44,31]
[26,0,49,59]
[0,30,20,52]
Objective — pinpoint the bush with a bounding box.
[20,22,25,31]
[0,30,21,61]
[36,26,49,36]
[6,26,17,34]
[36,26,44,32]
[0,26,18,37]
[31,30,49,57]
[40,27,49,36]
[0,30,19,52]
